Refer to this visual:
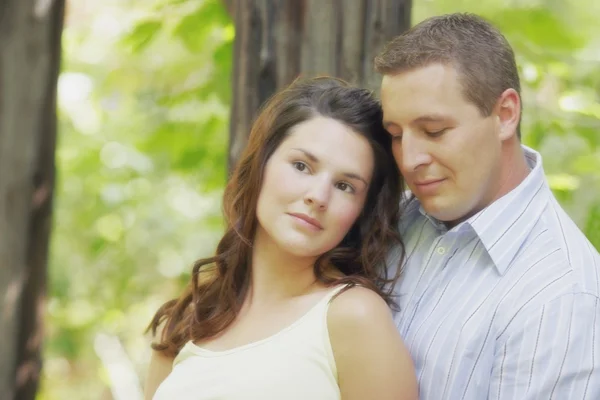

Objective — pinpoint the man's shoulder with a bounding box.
[495,202,599,339]
[513,196,600,296]
[544,197,598,265]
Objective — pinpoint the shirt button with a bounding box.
[437,247,446,255]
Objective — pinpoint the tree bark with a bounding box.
[0,0,64,399]
[228,0,411,171]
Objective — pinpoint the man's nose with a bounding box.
[400,133,432,172]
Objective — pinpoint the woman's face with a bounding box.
[255,116,375,259]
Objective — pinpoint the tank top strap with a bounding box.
[320,284,350,306]
[173,284,350,368]
[313,284,352,381]
[173,341,196,366]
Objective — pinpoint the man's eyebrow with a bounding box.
[291,148,369,186]
[384,114,451,128]
[414,114,451,123]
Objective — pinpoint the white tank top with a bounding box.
[152,286,346,400]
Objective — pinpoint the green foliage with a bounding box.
[173,2,231,52]
[121,20,163,53]
[494,7,583,53]
[586,204,600,247]
[41,0,232,398]
[42,0,599,398]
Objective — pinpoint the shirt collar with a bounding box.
[418,145,551,275]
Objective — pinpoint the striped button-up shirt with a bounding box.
[389,146,600,399]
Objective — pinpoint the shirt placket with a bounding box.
[402,233,459,336]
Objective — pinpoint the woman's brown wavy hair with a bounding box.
[147,76,406,357]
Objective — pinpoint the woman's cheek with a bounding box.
[331,204,362,238]
[267,165,296,195]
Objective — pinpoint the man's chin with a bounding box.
[420,199,466,225]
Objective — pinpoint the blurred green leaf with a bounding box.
[492,7,583,53]
[571,153,600,175]
[547,173,580,191]
[173,1,230,52]
[121,20,163,53]
[585,203,600,250]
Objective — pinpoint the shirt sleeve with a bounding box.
[488,292,600,400]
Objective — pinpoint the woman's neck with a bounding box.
[247,228,321,305]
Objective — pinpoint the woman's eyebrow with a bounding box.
[291,148,368,185]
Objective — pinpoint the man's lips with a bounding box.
[412,178,446,194]
[287,213,323,230]
[414,178,445,186]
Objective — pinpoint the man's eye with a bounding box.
[426,129,447,137]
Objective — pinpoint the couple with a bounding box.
[145,13,600,400]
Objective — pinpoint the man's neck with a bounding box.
[443,141,531,230]
[495,141,531,200]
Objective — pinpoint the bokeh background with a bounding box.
[42,0,599,398]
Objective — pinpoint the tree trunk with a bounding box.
[0,0,65,399]
[228,0,411,171]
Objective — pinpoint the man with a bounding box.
[375,13,600,399]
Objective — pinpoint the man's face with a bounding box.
[381,63,504,226]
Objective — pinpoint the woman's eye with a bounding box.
[293,161,308,172]
[336,182,355,193]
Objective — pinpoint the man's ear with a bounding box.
[494,88,520,141]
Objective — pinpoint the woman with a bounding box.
[145,77,418,400]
